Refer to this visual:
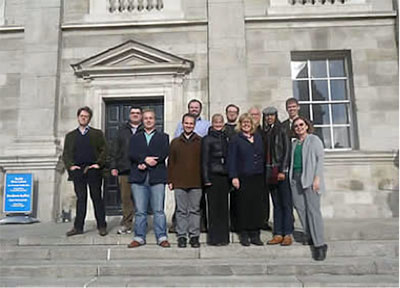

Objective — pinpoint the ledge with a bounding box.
[246,11,397,23]
[325,151,397,166]
[0,156,62,171]
[0,26,24,33]
[61,19,207,31]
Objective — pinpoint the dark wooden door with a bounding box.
[104,98,164,215]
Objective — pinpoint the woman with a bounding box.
[290,116,328,261]
[228,113,265,246]
[202,114,230,246]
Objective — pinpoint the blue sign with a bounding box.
[3,173,33,214]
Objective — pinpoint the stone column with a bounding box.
[207,0,248,115]
[4,0,63,222]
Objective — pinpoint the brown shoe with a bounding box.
[66,228,83,237]
[98,227,108,237]
[159,240,171,248]
[281,235,293,246]
[127,240,143,248]
[267,235,283,245]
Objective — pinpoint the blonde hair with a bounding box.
[211,113,224,123]
[236,113,256,134]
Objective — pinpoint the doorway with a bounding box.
[104,98,164,215]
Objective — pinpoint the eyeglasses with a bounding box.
[294,122,305,129]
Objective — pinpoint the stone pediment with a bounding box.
[71,40,194,79]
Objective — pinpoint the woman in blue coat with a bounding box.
[228,113,265,246]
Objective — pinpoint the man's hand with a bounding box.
[138,164,147,170]
[144,156,159,167]
[232,178,240,190]
[168,183,174,190]
[111,169,119,177]
[69,165,81,171]
[88,164,100,169]
[277,172,286,181]
[204,182,212,187]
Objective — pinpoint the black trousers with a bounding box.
[205,174,230,245]
[71,168,106,231]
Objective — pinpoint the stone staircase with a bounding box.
[0,219,398,287]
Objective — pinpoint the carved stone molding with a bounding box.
[71,40,194,80]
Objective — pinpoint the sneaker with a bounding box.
[117,226,132,235]
[313,244,328,261]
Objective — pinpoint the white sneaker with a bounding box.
[117,226,132,234]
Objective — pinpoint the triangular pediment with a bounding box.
[71,40,194,79]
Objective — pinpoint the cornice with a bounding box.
[0,26,24,33]
[0,156,63,171]
[325,151,397,166]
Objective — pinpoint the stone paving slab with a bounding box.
[1,256,395,277]
[0,276,94,288]
[297,275,399,287]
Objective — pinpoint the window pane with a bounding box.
[330,79,348,101]
[312,104,330,125]
[310,60,327,78]
[291,61,308,79]
[329,59,345,77]
[314,127,331,149]
[332,104,349,124]
[293,80,310,101]
[311,80,329,101]
[333,127,351,148]
[299,104,310,119]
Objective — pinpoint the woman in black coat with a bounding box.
[228,113,265,246]
[202,114,230,246]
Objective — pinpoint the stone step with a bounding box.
[0,241,398,261]
[1,275,398,287]
[0,257,397,278]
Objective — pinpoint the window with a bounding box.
[291,51,356,150]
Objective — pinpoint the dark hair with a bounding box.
[77,106,93,120]
[182,113,197,123]
[285,98,299,109]
[187,99,202,110]
[129,106,143,113]
[225,104,240,114]
[291,116,314,136]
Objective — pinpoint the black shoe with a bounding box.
[177,237,187,248]
[66,228,83,237]
[313,244,328,261]
[250,237,264,246]
[239,233,250,246]
[98,227,108,237]
[189,236,200,248]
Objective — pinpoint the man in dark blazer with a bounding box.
[62,106,108,237]
[127,110,171,248]
[110,106,143,235]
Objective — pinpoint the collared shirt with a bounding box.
[174,117,211,138]
[77,126,89,135]
[130,124,140,135]
[144,129,156,145]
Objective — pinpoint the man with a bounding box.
[249,106,272,231]
[127,110,170,248]
[110,106,143,234]
[174,99,210,138]
[282,98,300,140]
[262,107,293,246]
[168,113,202,248]
[172,99,210,233]
[63,106,108,237]
[224,104,240,139]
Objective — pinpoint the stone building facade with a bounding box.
[0,0,398,222]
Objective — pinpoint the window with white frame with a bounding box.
[290,51,356,150]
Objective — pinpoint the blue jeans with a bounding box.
[131,176,167,244]
[269,176,293,236]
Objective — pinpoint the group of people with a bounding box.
[62,97,328,261]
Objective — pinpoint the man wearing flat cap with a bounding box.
[262,107,293,246]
